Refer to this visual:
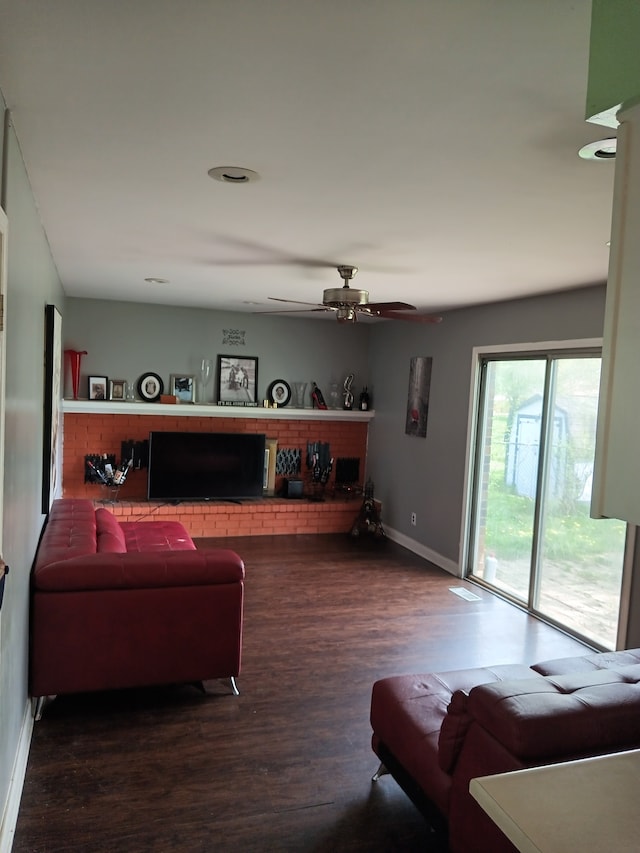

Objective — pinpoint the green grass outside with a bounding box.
[483,468,625,565]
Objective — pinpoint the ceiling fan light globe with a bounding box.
[336,307,356,323]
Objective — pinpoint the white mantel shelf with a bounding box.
[62,399,374,421]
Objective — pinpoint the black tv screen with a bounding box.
[147,431,266,501]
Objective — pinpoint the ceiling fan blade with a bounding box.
[376,311,443,323]
[268,296,327,307]
[254,307,332,315]
[366,301,417,311]
[199,235,341,269]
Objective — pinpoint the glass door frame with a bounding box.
[460,339,633,650]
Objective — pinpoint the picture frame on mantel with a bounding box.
[109,379,126,401]
[88,376,108,400]
[216,355,258,407]
[170,374,196,404]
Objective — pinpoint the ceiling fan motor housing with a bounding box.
[323,263,367,308]
[322,287,369,306]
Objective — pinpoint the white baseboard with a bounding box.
[384,526,461,577]
[0,700,33,853]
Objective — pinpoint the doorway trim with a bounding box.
[0,204,7,569]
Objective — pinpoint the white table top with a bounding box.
[469,748,640,853]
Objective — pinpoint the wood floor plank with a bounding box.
[13,534,591,851]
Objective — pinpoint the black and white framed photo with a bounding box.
[216,355,258,406]
[109,379,126,401]
[137,372,164,402]
[170,374,196,403]
[88,375,108,401]
[267,379,291,407]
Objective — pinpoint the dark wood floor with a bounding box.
[14,534,591,852]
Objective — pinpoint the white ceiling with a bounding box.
[0,0,616,320]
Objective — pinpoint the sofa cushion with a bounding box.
[95,508,127,553]
[467,666,640,761]
[435,663,546,774]
[438,689,471,773]
[370,663,540,815]
[119,520,196,552]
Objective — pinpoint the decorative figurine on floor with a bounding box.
[350,479,385,539]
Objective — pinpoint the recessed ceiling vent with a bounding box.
[578,138,617,160]
[207,166,260,183]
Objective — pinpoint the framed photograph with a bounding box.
[42,305,63,513]
[136,372,164,402]
[170,374,196,404]
[267,379,291,407]
[109,379,126,401]
[216,355,258,406]
[88,375,108,401]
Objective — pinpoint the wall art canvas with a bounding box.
[42,304,63,512]
[405,356,432,438]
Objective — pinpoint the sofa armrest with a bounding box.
[33,549,244,592]
[467,666,640,761]
[533,648,640,675]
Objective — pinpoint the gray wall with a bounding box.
[0,101,65,838]
[63,299,371,405]
[64,285,607,577]
[367,285,607,570]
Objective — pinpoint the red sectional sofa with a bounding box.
[370,648,640,853]
[30,499,245,718]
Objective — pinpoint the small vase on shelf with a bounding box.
[199,358,214,403]
[64,349,87,400]
[329,382,340,409]
[292,381,308,408]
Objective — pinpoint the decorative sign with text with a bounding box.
[222,329,246,347]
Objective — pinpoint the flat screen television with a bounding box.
[147,431,266,501]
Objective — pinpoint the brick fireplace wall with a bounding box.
[62,411,369,536]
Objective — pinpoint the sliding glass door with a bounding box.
[468,352,626,648]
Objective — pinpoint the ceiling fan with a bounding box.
[258,266,443,324]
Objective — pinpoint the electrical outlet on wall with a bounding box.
[411,512,417,526]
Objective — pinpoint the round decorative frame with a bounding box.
[137,372,164,402]
[267,379,291,407]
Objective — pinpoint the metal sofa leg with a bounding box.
[193,678,239,696]
[34,695,56,721]
[372,762,389,782]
